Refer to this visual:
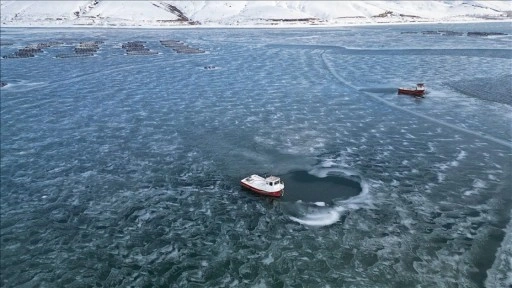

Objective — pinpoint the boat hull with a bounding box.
[240,181,283,197]
[398,88,425,97]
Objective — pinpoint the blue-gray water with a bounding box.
[1,22,511,287]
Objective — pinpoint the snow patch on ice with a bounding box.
[464,179,488,196]
[437,172,446,183]
[472,179,487,189]
[262,253,274,265]
[456,150,467,161]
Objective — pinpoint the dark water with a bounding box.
[280,170,362,202]
[1,23,511,287]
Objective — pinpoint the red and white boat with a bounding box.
[398,83,426,97]
[241,175,284,197]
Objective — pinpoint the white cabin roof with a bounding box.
[266,176,281,182]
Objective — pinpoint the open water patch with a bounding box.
[447,74,512,105]
[281,170,362,203]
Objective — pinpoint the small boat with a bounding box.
[241,175,284,197]
[398,83,426,97]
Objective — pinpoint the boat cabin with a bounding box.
[266,176,283,187]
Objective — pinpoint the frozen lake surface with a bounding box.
[1,23,511,287]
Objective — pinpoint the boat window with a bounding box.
[268,182,273,186]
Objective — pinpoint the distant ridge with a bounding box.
[1,1,510,27]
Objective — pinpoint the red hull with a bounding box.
[241,182,283,197]
[398,88,425,97]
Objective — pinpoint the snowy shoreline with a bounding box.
[2,18,510,30]
[2,0,510,30]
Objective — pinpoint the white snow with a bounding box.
[1,1,510,28]
[80,1,181,21]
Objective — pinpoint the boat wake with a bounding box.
[289,208,344,227]
[359,87,398,94]
[0,79,48,92]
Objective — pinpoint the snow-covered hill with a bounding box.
[1,1,511,27]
